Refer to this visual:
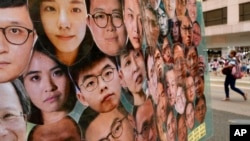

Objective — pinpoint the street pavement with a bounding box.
[206,73,250,140]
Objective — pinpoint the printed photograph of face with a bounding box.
[157,4,169,37]
[194,75,204,98]
[0,80,29,141]
[185,75,195,102]
[172,43,186,83]
[163,0,176,19]
[180,15,193,48]
[154,47,164,78]
[134,98,158,141]
[143,5,160,48]
[156,81,167,123]
[30,0,88,66]
[156,81,167,141]
[80,106,135,141]
[177,113,188,141]
[185,102,194,130]
[198,55,206,76]
[161,37,173,64]
[166,109,176,141]
[175,83,187,114]
[22,44,74,125]
[75,49,121,113]
[176,0,187,19]
[192,21,201,47]
[118,45,146,106]
[195,95,207,124]
[86,0,127,56]
[185,46,199,77]
[0,4,36,82]
[170,16,181,43]
[123,0,143,49]
[164,65,177,107]
[146,49,158,104]
[28,116,81,141]
[186,0,197,23]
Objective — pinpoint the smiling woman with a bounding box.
[29,0,93,66]
[20,40,76,125]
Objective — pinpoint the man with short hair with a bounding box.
[0,0,37,82]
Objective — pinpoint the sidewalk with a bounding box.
[209,73,250,90]
[208,73,250,117]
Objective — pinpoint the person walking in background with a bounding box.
[211,58,219,76]
[223,50,247,101]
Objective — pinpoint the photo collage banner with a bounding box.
[0,0,213,141]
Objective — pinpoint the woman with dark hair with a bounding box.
[223,50,247,101]
[21,39,77,125]
[29,0,93,66]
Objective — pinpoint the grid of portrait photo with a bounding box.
[0,0,213,141]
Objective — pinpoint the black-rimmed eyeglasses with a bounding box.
[88,12,123,28]
[134,116,155,139]
[80,68,116,92]
[0,26,34,45]
[99,116,126,141]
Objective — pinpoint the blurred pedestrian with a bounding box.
[223,50,247,101]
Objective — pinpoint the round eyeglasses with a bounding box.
[88,12,123,28]
[0,26,34,45]
[134,116,155,139]
[99,116,126,141]
[80,68,116,92]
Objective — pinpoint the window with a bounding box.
[203,7,227,26]
[239,2,250,21]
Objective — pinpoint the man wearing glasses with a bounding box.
[0,0,37,83]
[85,0,127,56]
[79,104,135,141]
[0,79,30,141]
[71,44,121,113]
[180,15,193,48]
[133,97,158,141]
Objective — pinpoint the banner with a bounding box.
[0,0,213,140]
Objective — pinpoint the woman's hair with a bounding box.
[12,79,31,119]
[20,39,77,124]
[28,0,93,65]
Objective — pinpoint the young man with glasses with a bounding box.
[71,44,121,113]
[180,15,193,48]
[79,104,135,141]
[0,79,30,141]
[0,0,37,83]
[85,0,127,56]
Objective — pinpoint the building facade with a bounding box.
[202,0,250,60]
